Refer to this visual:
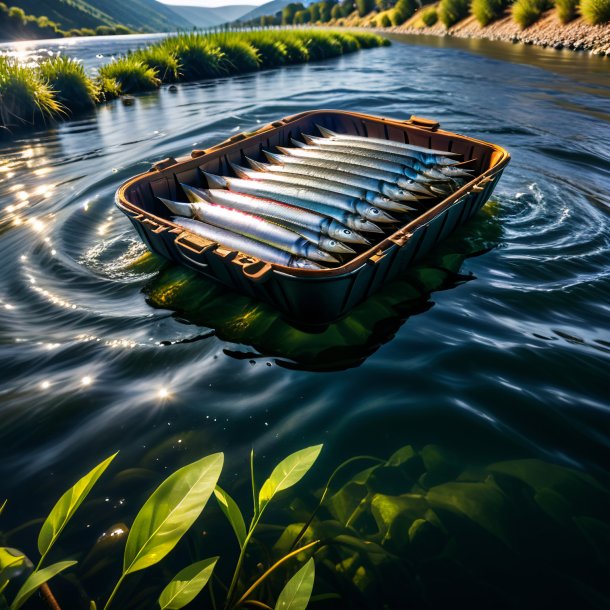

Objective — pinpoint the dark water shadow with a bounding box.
[143,204,502,372]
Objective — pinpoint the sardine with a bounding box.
[160,198,338,263]
[170,217,323,270]
[297,137,469,180]
[316,124,461,166]
[246,156,427,203]
[263,150,435,195]
[277,145,443,184]
[230,161,415,214]
[269,219,356,255]
[181,183,370,245]
[203,172,387,233]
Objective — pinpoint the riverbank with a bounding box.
[387,10,610,55]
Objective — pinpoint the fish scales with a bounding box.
[170,217,322,269]
[204,172,387,233]
[181,183,369,245]
[160,197,337,263]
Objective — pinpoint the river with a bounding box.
[0,32,609,610]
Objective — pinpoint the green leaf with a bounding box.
[10,560,76,610]
[123,452,223,575]
[0,500,6,517]
[259,445,322,510]
[274,557,315,610]
[158,557,218,610]
[214,486,246,548]
[38,453,118,558]
[0,548,26,594]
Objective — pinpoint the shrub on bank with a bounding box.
[0,56,63,129]
[472,0,507,25]
[161,34,224,80]
[438,0,470,26]
[38,56,99,113]
[98,57,160,93]
[132,46,180,83]
[391,0,417,24]
[512,0,551,27]
[379,12,392,25]
[555,0,578,22]
[421,6,439,24]
[580,0,610,23]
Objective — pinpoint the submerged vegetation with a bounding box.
[0,29,387,133]
[2,442,609,609]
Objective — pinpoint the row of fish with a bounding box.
[160,126,473,270]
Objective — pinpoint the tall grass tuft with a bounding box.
[333,32,362,52]
[98,57,160,94]
[38,56,99,113]
[215,38,261,74]
[554,0,578,22]
[299,32,344,60]
[580,0,610,23]
[0,56,63,129]
[421,6,439,24]
[438,0,470,26]
[281,38,310,63]
[512,0,551,27]
[472,0,507,25]
[243,34,289,67]
[132,46,180,83]
[161,34,225,81]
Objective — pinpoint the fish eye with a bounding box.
[371,209,379,215]
[329,240,337,247]
[343,229,351,235]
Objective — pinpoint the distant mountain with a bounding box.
[165,4,254,28]
[235,0,291,21]
[10,0,191,32]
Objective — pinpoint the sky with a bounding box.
[158,0,267,6]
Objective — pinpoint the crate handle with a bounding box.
[405,116,440,131]
[242,261,273,282]
[175,231,214,255]
[140,217,167,233]
[389,229,413,248]
[368,249,388,264]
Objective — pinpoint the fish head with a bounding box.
[396,178,434,195]
[355,201,396,224]
[327,221,370,245]
[293,258,324,270]
[347,216,384,234]
[364,190,395,208]
[320,238,356,255]
[423,167,449,180]
[310,248,340,264]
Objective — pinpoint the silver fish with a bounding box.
[203,172,387,233]
[263,150,434,195]
[269,219,356,255]
[296,137,468,180]
[161,198,338,264]
[230,161,415,214]
[170,217,323,270]
[246,156,427,204]
[181,184,370,245]
[316,124,461,166]
[277,145,442,184]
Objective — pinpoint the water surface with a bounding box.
[0,33,609,609]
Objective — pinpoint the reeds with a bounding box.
[0,30,387,135]
[472,0,508,25]
[580,0,610,23]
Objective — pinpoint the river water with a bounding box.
[0,33,609,609]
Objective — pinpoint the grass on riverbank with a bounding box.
[0,29,387,133]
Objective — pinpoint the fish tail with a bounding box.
[158,197,194,217]
[245,156,270,171]
[301,133,318,145]
[263,150,284,165]
[290,137,307,148]
[203,171,229,189]
[229,161,252,180]
[316,124,338,138]
[180,183,210,203]
[276,145,293,156]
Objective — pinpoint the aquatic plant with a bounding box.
[98,57,160,94]
[438,0,471,26]
[512,0,552,27]
[132,46,181,83]
[0,445,323,610]
[472,0,508,24]
[421,6,439,25]
[0,56,63,130]
[554,0,579,21]
[580,0,610,23]
[37,56,99,113]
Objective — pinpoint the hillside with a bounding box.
[9,0,191,31]
[166,4,253,28]
[235,0,291,21]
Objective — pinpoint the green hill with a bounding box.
[9,0,190,32]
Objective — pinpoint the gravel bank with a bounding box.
[391,10,610,55]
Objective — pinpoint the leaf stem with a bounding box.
[102,574,125,610]
[240,601,273,610]
[233,540,319,609]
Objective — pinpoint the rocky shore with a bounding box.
[391,10,610,55]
